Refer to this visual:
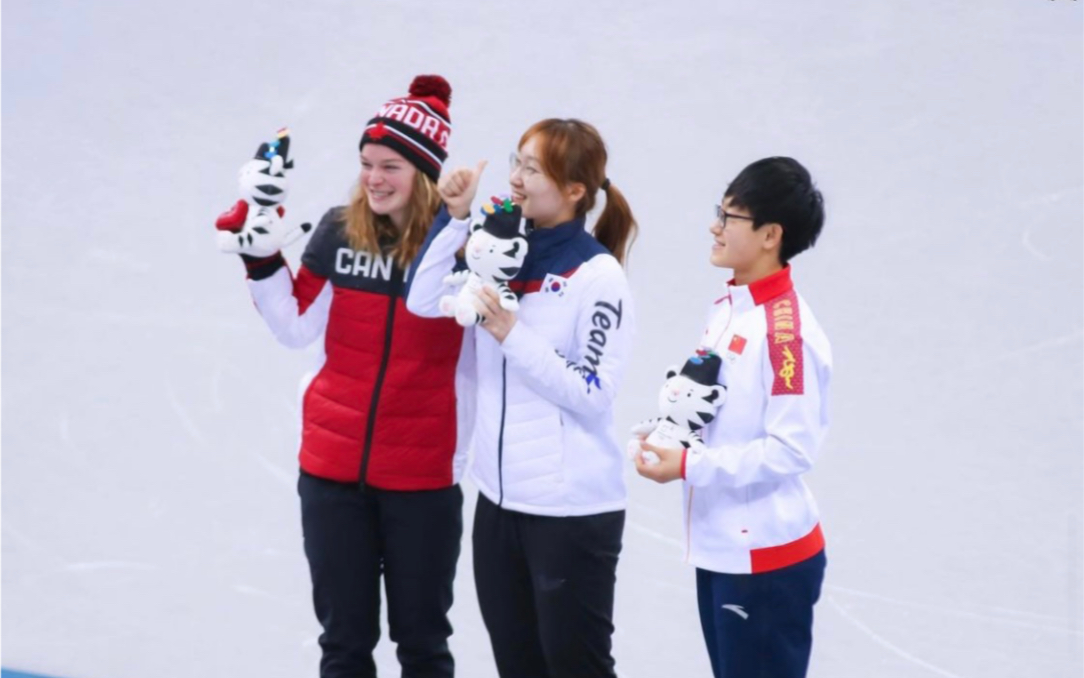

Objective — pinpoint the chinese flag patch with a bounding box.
[728,335,747,355]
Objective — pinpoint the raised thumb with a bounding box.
[472,159,488,184]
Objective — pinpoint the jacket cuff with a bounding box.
[240,252,286,280]
[683,447,711,487]
[447,214,472,234]
[442,201,474,222]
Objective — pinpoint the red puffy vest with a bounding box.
[295,211,463,489]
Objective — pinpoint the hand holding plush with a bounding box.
[628,351,726,466]
[439,196,530,327]
[215,128,312,257]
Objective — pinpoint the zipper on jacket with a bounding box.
[497,357,508,505]
[358,273,402,491]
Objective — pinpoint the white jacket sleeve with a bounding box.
[405,207,470,318]
[245,208,339,349]
[248,265,332,349]
[684,340,830,488]
[499,257,634,416]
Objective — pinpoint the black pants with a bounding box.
[298,472,463,678]
[696,550,826,678]
[473,492,624,678]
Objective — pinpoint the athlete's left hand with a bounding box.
[635,441,684,483]
[475,285,517,343]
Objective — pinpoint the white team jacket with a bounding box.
[407,209,635,517]
[682,266,831,574]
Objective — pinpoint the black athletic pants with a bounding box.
[298,471,463,678]
[472,492,625,678]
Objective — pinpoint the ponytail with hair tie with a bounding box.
[519,118,637,264]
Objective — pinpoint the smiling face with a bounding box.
[360,144,417,227]
[709,198,759,269]
[509,135,581,229]
[709,197,783,283]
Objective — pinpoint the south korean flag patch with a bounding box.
[542,273,570,297]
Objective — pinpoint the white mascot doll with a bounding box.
[440,196,530,327]
[215,128,311,257]
[629,350,727,465]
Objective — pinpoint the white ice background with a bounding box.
[3,1,1082,677]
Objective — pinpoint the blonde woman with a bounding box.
[226,76,466,678]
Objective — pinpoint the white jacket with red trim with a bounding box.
[681,266,831,574]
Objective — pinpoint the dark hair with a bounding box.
[519,119,637,265]
[724,157,825,264]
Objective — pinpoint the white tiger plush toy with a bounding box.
[628,350,726,466]
[215,128,312,257]
[440,197,530,327]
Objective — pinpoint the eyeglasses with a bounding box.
[714,204,755,229]
[509,152,541,179]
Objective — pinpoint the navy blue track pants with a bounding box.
[696,550,826,678]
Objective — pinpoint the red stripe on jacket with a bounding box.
[765,288,804,396]
[507,266,580,294]
[294,265,328,315]
[750,524,824,573]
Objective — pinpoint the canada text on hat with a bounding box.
[360,75,452,182]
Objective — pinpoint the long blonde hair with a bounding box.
[342,170,442,267]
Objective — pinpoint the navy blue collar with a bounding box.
[511,215,608,288]
[526,217,586,252]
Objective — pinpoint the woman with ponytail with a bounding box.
[222,76,467,678]
[407,118,637,678]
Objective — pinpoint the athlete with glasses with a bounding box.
[635,157,831,678]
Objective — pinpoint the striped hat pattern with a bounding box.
[359,75,452,183]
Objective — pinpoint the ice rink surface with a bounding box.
[3,1,1082,676]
